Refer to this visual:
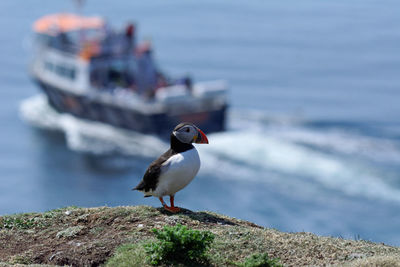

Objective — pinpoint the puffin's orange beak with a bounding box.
[194,128,209,144]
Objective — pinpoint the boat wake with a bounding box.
[20,95,167,157]
[20,94,400,203]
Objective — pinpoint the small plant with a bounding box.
[144,224,215,265]
[239,253,283,267]
[0,216,37,229]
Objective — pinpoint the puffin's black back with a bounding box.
[133,148,176,193]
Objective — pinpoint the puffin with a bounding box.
[133,122,209,212]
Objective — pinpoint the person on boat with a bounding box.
[125,22,136,51]
[174,76,193,93]
[184,76,193,92]
[136,41,158,96]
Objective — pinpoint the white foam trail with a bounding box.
[273,128,400,164]
[20,94,63,131]
[199,130,400,203]
[20,95,400,202]
[20,95,167,157]
[231,109,400,164]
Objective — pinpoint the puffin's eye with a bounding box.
[185,128,190,132]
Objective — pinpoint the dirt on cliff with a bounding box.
[0,206,399,267]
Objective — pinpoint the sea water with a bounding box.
[1,0,400,245]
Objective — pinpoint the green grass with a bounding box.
[238,253,283,267]
[106,243,147,267]
[45,206,80,213]
[144,224,215,265]
[0,206,82,230]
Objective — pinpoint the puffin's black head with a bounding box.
[172,122,209,144]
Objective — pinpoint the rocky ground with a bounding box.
[0,206,399,266]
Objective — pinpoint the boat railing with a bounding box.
[155,80,228,105]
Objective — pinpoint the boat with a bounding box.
[29,13,228,137]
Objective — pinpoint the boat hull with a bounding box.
[36,80,227,137]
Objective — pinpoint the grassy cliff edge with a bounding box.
[0,206,399,266]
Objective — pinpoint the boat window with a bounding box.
[55,65,67,77]
[44,61,76,80]
[68,68,76,79]
[44,61,54,71]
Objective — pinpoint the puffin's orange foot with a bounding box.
[163,206,181,213]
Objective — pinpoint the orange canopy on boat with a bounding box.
[33,13,104,35]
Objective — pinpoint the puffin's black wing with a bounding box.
[133,149,177,193]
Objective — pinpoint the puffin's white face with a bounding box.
[173,123,209,144]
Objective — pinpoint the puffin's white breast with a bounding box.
[153,148,200,197]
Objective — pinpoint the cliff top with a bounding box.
[0,205,399,266]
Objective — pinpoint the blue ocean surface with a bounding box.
[1,0,400,246]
